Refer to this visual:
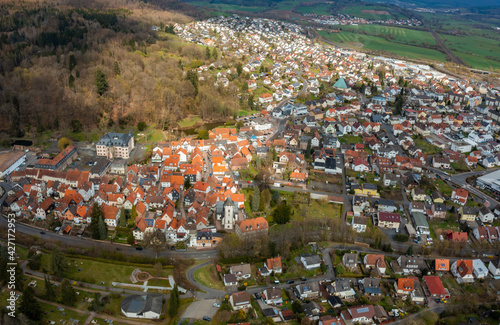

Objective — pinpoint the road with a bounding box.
[424,167,500,208]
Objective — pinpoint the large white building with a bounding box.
[0,151,26,179]
[96,132,135,159]
[477,170,500,196]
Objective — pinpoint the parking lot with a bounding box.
[180,299,219,321]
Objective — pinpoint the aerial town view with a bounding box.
[1,0,500,324]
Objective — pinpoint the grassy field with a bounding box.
[294,3,331,15]
[187,1,262,12]
[339,134,363,144]
[192,264,224,291]
[434,179,454,197]
[38,255,173,285]
[414,138,443,154]
[342,5,406,20]
[319,30,446,62]
[177,115,202,128]
[439,34,500,71]
[340,25,437,46]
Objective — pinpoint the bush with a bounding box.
[137,121,147,131]
[395,234,409,242]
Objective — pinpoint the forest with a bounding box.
[0,0,242,144]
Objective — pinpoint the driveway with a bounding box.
[181,299,218,320]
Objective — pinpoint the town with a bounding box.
[1,13,500,325]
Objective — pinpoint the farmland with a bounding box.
[439,34,500,71]
[294,3,331,16]
[318,30,447,62]
[342,5,406,20]
[339,25,437,47]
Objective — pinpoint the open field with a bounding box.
[192,264,224,291]
[439,34,500,71]
[294,3,331,15]
[187,1,262,12]
[37,255,173,285]
[342,5,406,20]
[319,30,446,62]
[340,25,437,47]
[177,115,202,128]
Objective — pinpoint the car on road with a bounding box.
[40,231,45,234]
[286,280,294,284]
[203,316,211,321]
[301,277,307,282]
[135,247,143,250]
[213,302,221,308]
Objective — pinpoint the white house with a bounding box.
[488,259,500,277]
[121,294,162,319]
[472,259,489,279]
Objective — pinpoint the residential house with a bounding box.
[352,216,367,233]
[341,305,375,325]
[223,274,238,286]
[423,276,450,299]
[478,207,495,223]
[263,287,283,305]
[488,259,500,277]
[451,189,469,205]
[472,259,489,279]
[261,256,283,276]
[411,188,426,201]
[230,263,252,280]
[363,254,386,274]
[300,254,322,270]
[359,278,382,296]
[397,256,427,275]
[294,282,320,300]
[229,292,252,310]
[342,253,359,270]
[377,212,401,229]
[435,259,450,274]
[451,260,474,283]
[459,206,477,222]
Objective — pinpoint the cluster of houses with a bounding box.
[4,128,278,248]
[222,251,500,324]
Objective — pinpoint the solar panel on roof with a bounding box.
[357,307,369,313]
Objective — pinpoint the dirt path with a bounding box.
[428,29,468,66]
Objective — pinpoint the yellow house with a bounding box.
[459,206,477,222]
[411,188,426,201]
[431,191,445,204]
[354,183,379,197]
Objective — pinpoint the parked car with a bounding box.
[286,280,294,284]
[203,316,211,321]
[213,302,221,308]
[135,247,143,251]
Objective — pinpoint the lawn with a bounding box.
[188,1,262,12]
[319,30,446,62]
[39,301,89,324]
[147,278,171,287]
[434,180,454,197]
[339,134,362,144]
[38,255,172,286]
[414,138,443,154]
[192,264,224,291]
[177,115,202,128]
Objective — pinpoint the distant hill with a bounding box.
[0,0,238,144]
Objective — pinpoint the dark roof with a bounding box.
[120,294,163,316]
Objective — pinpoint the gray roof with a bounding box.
[98,132,133,147]
[121,294,162,316]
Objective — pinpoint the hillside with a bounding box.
[0,0,241,145]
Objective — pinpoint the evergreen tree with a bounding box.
[44,276,56,302]
[119,208,127,227]
[252,186,260,212]
[236,62,243,76]
[94,68,108,96]
[68,54,76,72]
[205,46,211,59]
[98,216,108,240]
[90,203,102,239]
[186,69,198,96]
[130,205,138,219]
[68,74,75,88]
[114,61,120,76]
[305,140,311,159]
[60,280,77,307]
[168,284,180,317]
[212,47,218,60]
[184,177,191,189]
[127,231,135,245]
[50,248,67,278]
[272,203,291,224]
[89,292,104,312]
[19,286,42,321]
